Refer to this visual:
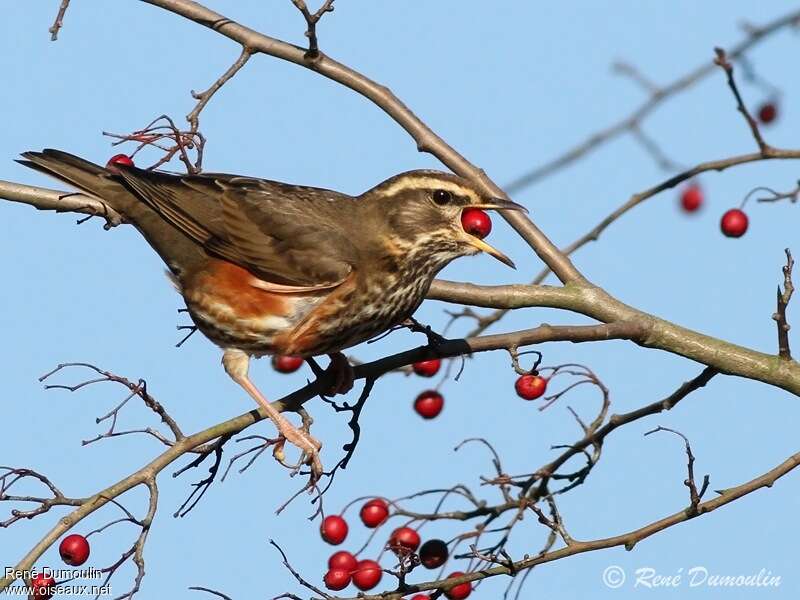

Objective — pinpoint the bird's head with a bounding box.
[362,170,525,269]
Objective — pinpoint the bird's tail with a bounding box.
[18,149,207,278]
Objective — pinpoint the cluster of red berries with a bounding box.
[679,184,749,238]
[30,534,91,598]
[319,499,471,598]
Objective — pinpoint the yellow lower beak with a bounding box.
[466,236,516,269]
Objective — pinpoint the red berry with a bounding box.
[272,355,304,373]
[320,515,349,545]
[352,559,382,591]
[106,153,134,168]
[360,498,389,528]
[444,572,472,600]
[414,390,444,419]
[59,533,90,566]
[410,596,430,600]
[324,568,351,591]
[30,573,56,599]
[680,184,703,213]
[515,374,548,400]
[413,359,441,377]
[419,538,449,569]
[328,550,358,572]
[758,102,777,124]
[388,526,421,555]
[720,209,749,238]
[460,208,492,239]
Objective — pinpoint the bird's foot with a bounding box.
[324,352,355,395]
[271,424,324,483]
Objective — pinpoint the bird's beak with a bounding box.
[472,197,529,214]
[466,236,516,269]
[462,197,526,269]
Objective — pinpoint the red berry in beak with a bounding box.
[720,209,748,238]
[461,208,492,239]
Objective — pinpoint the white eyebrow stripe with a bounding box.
[379,177,481,203]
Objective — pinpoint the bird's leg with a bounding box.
[222,349,323,481]
[324,352,355,395]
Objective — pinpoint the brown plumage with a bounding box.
[19,149,523,480]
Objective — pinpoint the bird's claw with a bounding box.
[324,352,355,396]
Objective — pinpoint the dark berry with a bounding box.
[419,538,449,569]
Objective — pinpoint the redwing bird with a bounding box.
[19,149,522,479]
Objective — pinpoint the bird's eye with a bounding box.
[432,189,452,205]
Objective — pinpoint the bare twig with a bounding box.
[290,0,335,57]
[774,249,795,359]
[49,0,71,41]
[713,47,768,152]
[644,426,710,517]
[187,46,253,132]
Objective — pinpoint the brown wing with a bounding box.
[116,168,359,288]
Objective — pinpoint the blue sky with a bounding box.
[2,2,800,599]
